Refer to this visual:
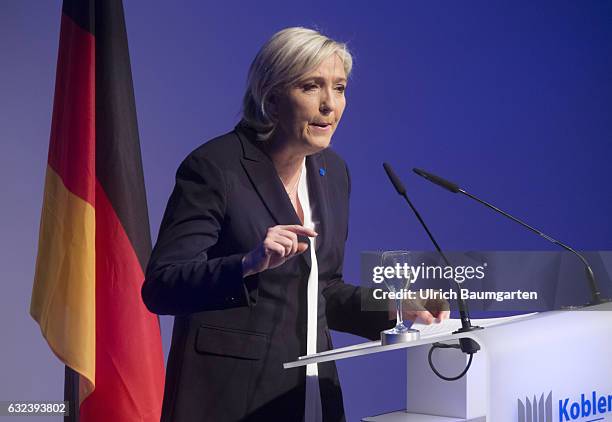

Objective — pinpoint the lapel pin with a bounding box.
[319,168,326,176]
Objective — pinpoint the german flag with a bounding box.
[30,1,165,420]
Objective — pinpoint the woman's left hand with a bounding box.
[388,296,450,325]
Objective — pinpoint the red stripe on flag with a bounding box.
[48,13,95,206]
[79,180,164,421]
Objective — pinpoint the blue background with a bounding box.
[1,0,611,419]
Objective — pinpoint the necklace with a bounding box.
[284,166,302,199]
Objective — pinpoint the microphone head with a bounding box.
[383,162,407,196]
[413,168,460,193]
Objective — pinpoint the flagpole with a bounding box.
[64,366,79,422]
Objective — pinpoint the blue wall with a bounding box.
[1,1,611,419]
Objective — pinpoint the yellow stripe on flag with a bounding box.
[31,166,95,401]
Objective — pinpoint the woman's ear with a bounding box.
[267,94,278,120]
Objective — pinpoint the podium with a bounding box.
[284,302,612,421]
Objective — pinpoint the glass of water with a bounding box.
[380,250,420,343]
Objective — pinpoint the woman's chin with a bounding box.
[304,134,333,152]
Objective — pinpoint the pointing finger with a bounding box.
[280,225,318,238]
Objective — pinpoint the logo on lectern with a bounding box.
[518,392,552,422]
[518,390,612,421]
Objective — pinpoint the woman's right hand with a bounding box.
[242,225,317,277]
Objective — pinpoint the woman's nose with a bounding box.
[319,88,336,114]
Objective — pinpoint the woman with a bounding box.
[142,27,447,422]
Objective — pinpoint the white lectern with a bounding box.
[284,303,612,421]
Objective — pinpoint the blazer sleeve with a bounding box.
[142,153,246,315]
[322,162,395,340]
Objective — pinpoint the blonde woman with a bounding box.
[143,27,446,422]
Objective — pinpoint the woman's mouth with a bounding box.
[309,122,332,132]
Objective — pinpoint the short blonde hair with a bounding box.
[241,27,353,141]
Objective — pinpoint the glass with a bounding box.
[380,250,420,344]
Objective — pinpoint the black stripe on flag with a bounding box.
[94,0,152,272]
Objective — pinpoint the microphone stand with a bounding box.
[383,163,482,334]
[413,167,611,308]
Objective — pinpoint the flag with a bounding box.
[30,0,165,420]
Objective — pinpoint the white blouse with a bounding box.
[297,159,323,422]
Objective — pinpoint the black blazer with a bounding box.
[142,124,393,422]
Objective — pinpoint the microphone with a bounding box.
[413,168,459,193]
[413,167,610,307]
[383,163,482,334]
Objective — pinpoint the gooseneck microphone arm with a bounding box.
[383,163,481,333]
[413,167,608,307]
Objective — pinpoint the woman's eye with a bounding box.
[302,83,318,91]
[335,85,346,93]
